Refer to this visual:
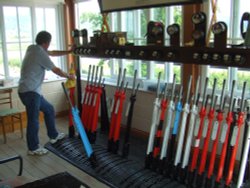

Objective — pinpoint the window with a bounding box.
[3,6,32,78]
[34,7,63,80]
[74,0,108,79]
[75,0,182,87]
[0,30,4,79]
[0,2,65,81]
[75,0,249,94]
[205,0,250,92]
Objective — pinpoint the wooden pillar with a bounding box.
[64,0,83,112]
[64,0,76,68]
[182,4,202,93]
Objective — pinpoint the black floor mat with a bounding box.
[16,172,89,188]
[45,130,250,188]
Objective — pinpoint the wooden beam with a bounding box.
[64,0,76,68]
[182,4,202,93]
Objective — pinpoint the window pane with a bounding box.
[237,0,249,39]
[35,7,61,76]
[36,8,57,44]
[155,63,164,80]
[45,8,61,68]
[140,10,147,38]
[18,7,32,59]
[110,12,119,31]
[0,40,4,79]
[7,43,21,77]
[45,8,57,44]
[173,64,181,84]
[86,58,111,78]
[76,0,102,75]
[216,0,231,39]
[172,6,182,25]
[113,61,120,77]
[21,42,30,59]
[79,57,106,76]
[151,7,166,23]
[18,7,32,43]
[122,11,134,40]
[4,7,18,43]
[123,60,135,77]
[99,59,111,78]
[141,62,148,78]
[208,67,228,89]
[237,69,250,90]
[35,8,45,32]
[77,1,101,34]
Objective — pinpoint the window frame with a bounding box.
[111,6,183,84]
[203,0,250,96]
[75,1,183,89]
[0,1,67,80]
[74,0,249,96]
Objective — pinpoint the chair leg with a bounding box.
[11,116,15,132]
[1,119,7,144]
[19,114,23,139]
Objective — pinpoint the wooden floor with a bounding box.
[0,116,109,188]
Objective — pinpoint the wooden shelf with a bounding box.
[74,45,250,68]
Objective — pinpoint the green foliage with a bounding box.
[80,12,103,31]
[141,10,147,36]
[173,66,181,83]
[237,72,250,89]
[155,66,163,79]
[98,59,105,66]
[208,71,227,89]
[173,7,182,25]
[9,58,21,68]
[154,65,181,82]
[208,70,250,91]
[141,62,148,77]
[146,6,182,27]
[126,63,135,76]
[153,8,166,23]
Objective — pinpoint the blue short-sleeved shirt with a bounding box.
[18,45,56,94]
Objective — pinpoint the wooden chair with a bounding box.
[0,155,28,187]
[0,155,23,176]
[0,88,23,143]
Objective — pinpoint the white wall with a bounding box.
[96,83,156,133]
[9,80,68,114]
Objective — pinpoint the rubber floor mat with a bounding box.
[16,172,90,188]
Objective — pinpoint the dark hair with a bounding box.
[35,31,52,45]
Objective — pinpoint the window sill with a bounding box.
[43,76,66,83]
[0,77,66,90]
